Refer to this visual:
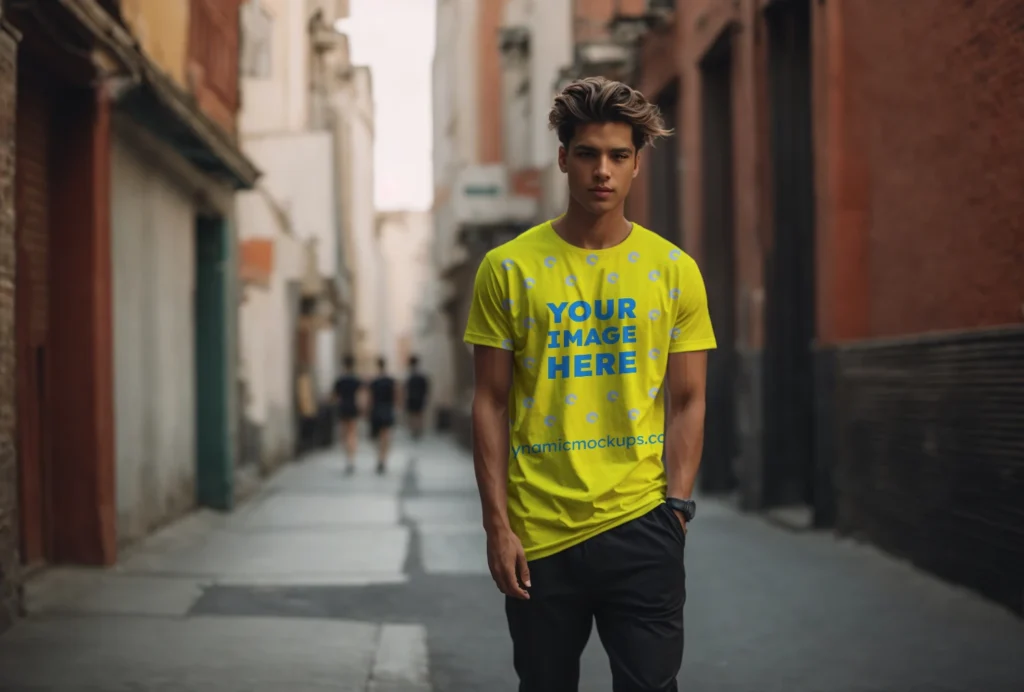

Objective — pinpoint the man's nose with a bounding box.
[594,156,611,179]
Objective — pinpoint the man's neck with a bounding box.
[553,200,632,250]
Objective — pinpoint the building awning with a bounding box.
[56,0,260,190]
[111,66,261,190]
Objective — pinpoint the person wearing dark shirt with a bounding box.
[332,355,363,474]
[369,356,397,474]
[404,355,430,440]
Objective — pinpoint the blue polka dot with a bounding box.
[586,254,599,266]
[648,387,660,399]
[649,270,661,281]
[628,252,640,263]
[502,299,514,311]
[669,249,682,261]
[649,309,661,320]
[607,390,620,403]
[628,409,640,421]
[523,278,536,289]
[502,259,515,270]
[523,397,535,409]
[544,415,556,428]
[501,338,514,350]
[671,327,682,340]
[586,412,599,424]
[523,357,536,370]
[607,272,619,284]
[565,275,577,287]
[649,348,661,360]
[669,288,680,300]
[565,394,578,406]
[523,317,536,329]
[544,256,556,268]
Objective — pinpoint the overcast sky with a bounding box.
[336,0,437,212]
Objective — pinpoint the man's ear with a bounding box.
[632,151,641,179]
[558,146,568,173]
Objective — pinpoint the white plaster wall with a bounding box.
[239,0,307,135]
[502,0,531,172]
[528,0,572,216]
[432,0,457,188]
[235,188,307,466]
[111,133,197,544]
[343,66,380,373]
[241,130,338,396]
[377,211,432,367]
[528,0,573,169]
[432,0,481,274]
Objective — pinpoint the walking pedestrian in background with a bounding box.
[332,355,363,475]
[368,357,397,475]
[404,355,430,440]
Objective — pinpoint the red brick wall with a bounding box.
[628,17,682,230]
[14,58,53,570]
[188,0,241,135]
[680,0,767,349]
[0,21,20,634]
[829,0,1024,339]
[813,0,870,344]
[478,0,505,164]
[574,0,647,43]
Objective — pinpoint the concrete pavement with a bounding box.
[1,431,1023,691]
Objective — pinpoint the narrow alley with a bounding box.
[1,433,1022,691]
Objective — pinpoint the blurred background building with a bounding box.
[235,0,361,470]
[0,0,437,633]
[430,0,1024,617]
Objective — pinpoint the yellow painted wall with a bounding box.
[120,0,191,89]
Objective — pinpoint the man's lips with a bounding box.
[589,187,613,196]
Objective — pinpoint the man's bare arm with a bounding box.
[664,351,709,507]
[472,346,513,533]
[471,345,530,599]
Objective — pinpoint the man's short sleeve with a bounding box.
[464,255,514,350]
[669,256,718,353]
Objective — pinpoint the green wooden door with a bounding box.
[195,216,233,510]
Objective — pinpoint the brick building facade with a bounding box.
[0,11,19,632]
[817,0,1024,616]
[622,0,1024,614]
[0,0,257,634]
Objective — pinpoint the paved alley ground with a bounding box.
[1,432,1023,691]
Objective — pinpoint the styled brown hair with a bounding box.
[548,76,672,152]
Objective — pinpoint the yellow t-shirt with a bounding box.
[463,220,717,561]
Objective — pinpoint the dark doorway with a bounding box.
[763,0,816,508]
[647,80,681,243]
[699,34,738,494]
[195,215,234,510]
[15,61,55,568]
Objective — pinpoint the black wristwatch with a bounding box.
[666,497,696,522]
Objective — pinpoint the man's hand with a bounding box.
[486,527,531,599]
[672,509,688,535]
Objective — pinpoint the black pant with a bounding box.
[505,503,687,692]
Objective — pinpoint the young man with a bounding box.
[404,355,430,440]
[368,356,397,475]
[332,355,363,474]
[464,77,716,691]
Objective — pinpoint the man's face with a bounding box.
[558,122,639,215]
